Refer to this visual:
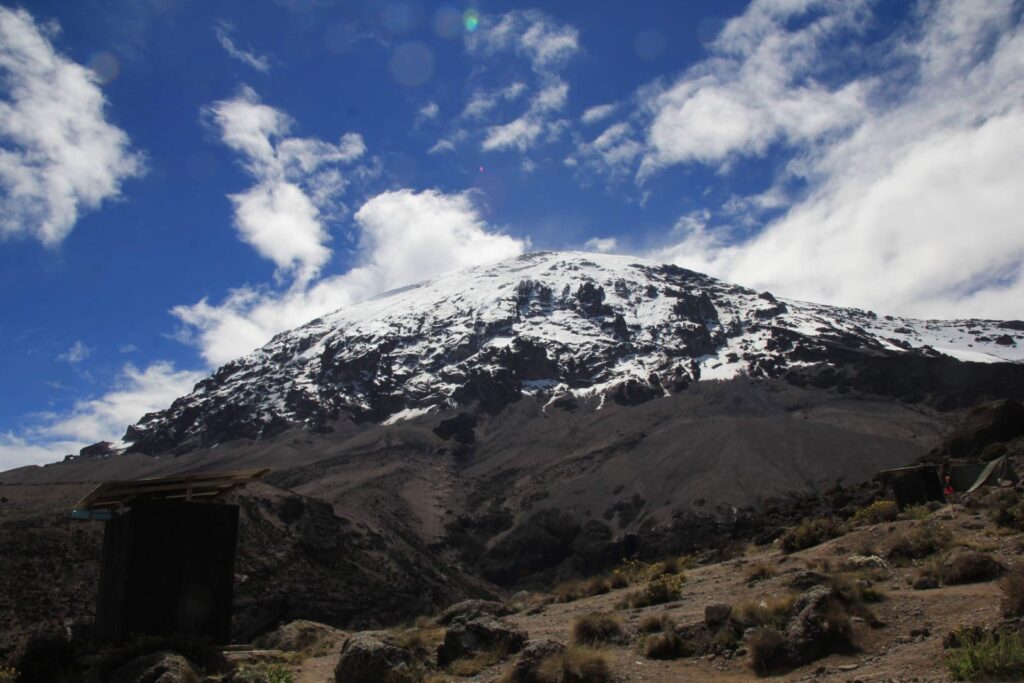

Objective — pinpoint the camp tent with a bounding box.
[948,454,1019,494]
[875,465,944,509]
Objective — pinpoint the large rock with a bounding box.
[109,652,200,683]
[334,634,413,683]
[436,616,527,666]
[255,619,342,653]
[704,603,732,629]
[433,599,513,626]
[506,639,566,683]
[784,586,848,665]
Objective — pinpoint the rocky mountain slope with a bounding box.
[113,251,1024,456]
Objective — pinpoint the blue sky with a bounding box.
[1,0,1022,469]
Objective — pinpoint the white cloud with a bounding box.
[462,82,527,119]
[581,103,617,124]
[206,87,368,282]
[584,237,617,253]
[419,101,439,120]
[452,10,579,158]
[0,361,202,470]
[213,22,271,73]
[173,189,529,366]
[654,0,1024,320]
[57,340,91,363]
[482,117,544,152]
[0,7,144,245]
[467,10,580,74]
[428,139,456,154]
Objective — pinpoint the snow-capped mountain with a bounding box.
[123,251,1023,454]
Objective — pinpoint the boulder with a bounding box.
[912,575,939,590]
[109,651,200,683]
[506,639,566,683]
[255,619,342,654]
[784,586,849,665]
[334,634,413,683]
[704,603,732,629]
[436,616,527,666]
[433,599,513,626]
[786,570,828,591]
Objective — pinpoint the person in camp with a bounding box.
[943,475,955,498]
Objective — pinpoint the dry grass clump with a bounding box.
[571,613,623,646]
[747,627,787,675]
[392,626,446,660]
[779,517,845,553]
[554,575,614,603]
[643,632,687,660]
[734,595,795,631]
[536,647,613,683]
[619,574,686,609]
[851,500,899,526]
[745,562,777,584]
[637,613,674,634]
[940,550,1004,585]
[233,663,295,683]
[445,648,508,676]
[989,489,1024,531]
[884,522,953,562]
[1001,567,1024,617]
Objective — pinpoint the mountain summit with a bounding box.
[122,251,1023,456]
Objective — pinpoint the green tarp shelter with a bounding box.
[948,455,1019,494]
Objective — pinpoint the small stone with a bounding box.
[838,663,860,671]
[910,626,930,638]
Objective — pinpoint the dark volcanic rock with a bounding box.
[433,599,514,627]
[436,616,527,666]
[109,651,200,683]
[334,633,413,683]
[944,400,1024,458]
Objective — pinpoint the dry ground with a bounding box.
[286,503,1018,683]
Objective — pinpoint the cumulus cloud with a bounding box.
[462,82,527,119]
[0,7,144,245]
[0,362,202,469]
[173,189,529,366]
[653,0,1024,320]
[213,21,271,73]
[57,340,91,364]
[206,87,367,282]
[418,101,439,120]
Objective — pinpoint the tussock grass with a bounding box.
[884,523,953,562]
[619,574,686,609]
[851,500,899,526]
[537,646,613,683]
[946,628,1024,682]
[571,613,623,646]
[745,562,776,583]
[1001,567,1024,617]
[233,663,294,683]
[734,595,795,631]
[779,517,845,553]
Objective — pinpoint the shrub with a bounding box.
[392,626,446,660]
[536,647,613,683]
[779,517,845,553]
[990,492,1024,532]
[620,575,685,608]
[446,649,507,676]
[946,628,1024,682]
[554,575,613,603]
[851,500,899,526]
[884,523,953,562]
[735,595,795,631]
[745,563,776,583]
[902,504,933,520]
[1001,567,1024,617]
[643,632,687,660]
[233,663,295,683]
[0,666,17,683]
[637,613,674,634]
[571,613,623,646]
[940,551,1004,585]
[747,627,787,675]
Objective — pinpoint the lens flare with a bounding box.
[463,9,479,32]
[87,52,120,84]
